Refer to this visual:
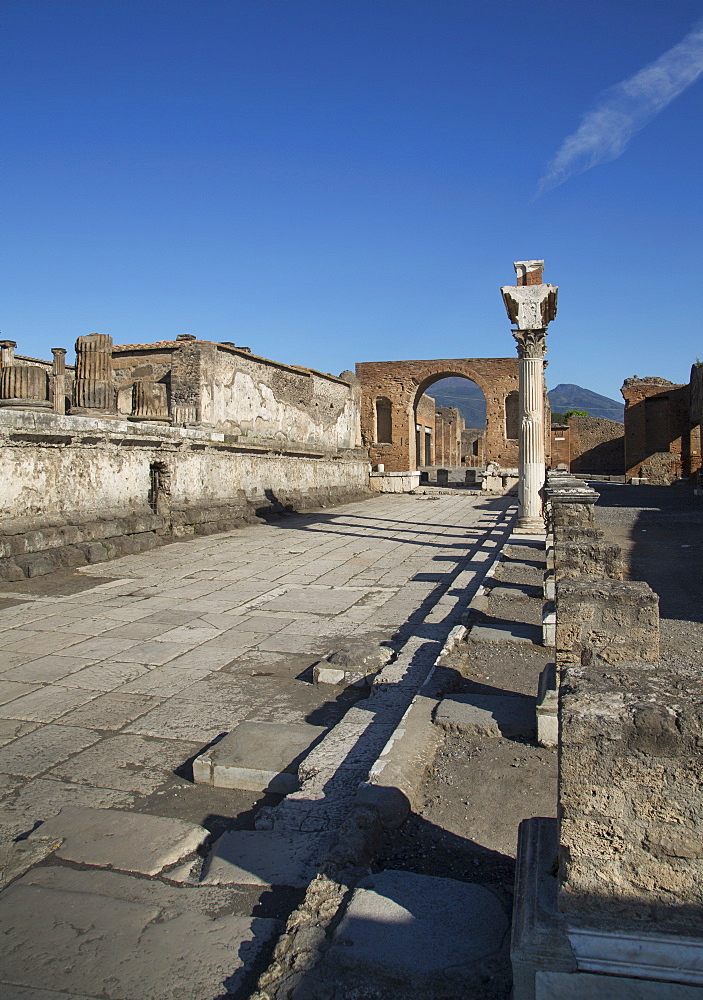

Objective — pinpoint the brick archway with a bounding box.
[355,357,520,471]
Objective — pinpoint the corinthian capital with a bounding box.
[501,284,558,331]
[512,328,547,360]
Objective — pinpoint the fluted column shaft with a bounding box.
[0,364,51,409]
[52,348,67,414]
[73,333,116,413]
[513,329,547,531]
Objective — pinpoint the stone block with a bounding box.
[192,721,327,793]
[28,806,208,875]
[328,870,508,985]
[536,971,703,999]
[200,829,334,887]
[554,541,624,581]
[536,663,558,748]
[0,867,279,1000]
[434,693,535,739]
[469,619,542,645]
[556,579,659,665]
[314,642,393,686]
[0,557,25,581]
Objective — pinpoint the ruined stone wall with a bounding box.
[0,410,371,580]
[621,376,693,482]
[544,472,701,937]
[461,427,485,466]
[690,362,703,424]
[112,339,361,450]
[434,406,464,467]
[356,357,518,472]
[415,394,435,466]
[559,658,703,935]
[568,415,624,475]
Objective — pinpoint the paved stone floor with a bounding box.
[0,490,513,1000]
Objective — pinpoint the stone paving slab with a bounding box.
[0,493,516,997]
[0,870,279,1000]
[193,721,327,792]
[469,619,542,645]
[434,692,535,738]
[0,835,59,892]
[535,971,703,999]
[28,806,209,875]
[0,779,136,842]
[0,986,96,999]
[0,724,99,778]
[47,732,201,794]
[328,870,508,984]
[200,829,335,887]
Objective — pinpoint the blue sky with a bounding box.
[3,0,702,402]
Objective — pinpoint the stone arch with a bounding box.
[355,357,519,472]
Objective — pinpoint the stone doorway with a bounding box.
[356,357,520,472]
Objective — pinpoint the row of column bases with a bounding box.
[0,334,169,422]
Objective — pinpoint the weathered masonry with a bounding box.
[0,334,370,580]
[622,368,702,484]
[355,357,521,472]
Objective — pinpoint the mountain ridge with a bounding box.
[424,378,624,426]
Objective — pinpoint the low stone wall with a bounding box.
[514,472,702,997]
[568,415,624,476]
[559,657,703,936]
[0,410,372,580]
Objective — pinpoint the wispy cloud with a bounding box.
[538,18,703,194]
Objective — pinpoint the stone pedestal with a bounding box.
[0,365,51,411]
[130,380,170,423]
[73,333,116,415]
[0,340,16,368]
[501,262,558,533]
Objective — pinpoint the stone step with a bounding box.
[468,618,543,646]
[493,562,544,587]
[28,806,209,876]
[485,582,542,601]
[199,829,335,887]
[0,865,279,1000]
[192,721,327,793]
[434,692,535,739]
[326,870,509,989]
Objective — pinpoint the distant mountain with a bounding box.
[423,378,624,427]
[548,384,624,423]
[425,378,486,428]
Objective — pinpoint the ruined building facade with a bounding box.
[621,368,702,484]
[0,334,369,581]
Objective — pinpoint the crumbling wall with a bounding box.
[621,376,692,482]
[113,339,362,450]
[568,415,624,475]
[559,659,703,935]
[545,471,699,937]
[0,409,370,580]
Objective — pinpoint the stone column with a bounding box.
[501,261,558,532]
[0,365,51,410]
[73,333,116,415]
[0,340,16,368]
[130,379,170,423]
[51,348,67,415]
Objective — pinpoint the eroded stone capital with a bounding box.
[501,284,558,331]
[512,328,547,360]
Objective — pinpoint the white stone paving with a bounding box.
[0,491,514,998]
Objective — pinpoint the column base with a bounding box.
[515,516,545,533]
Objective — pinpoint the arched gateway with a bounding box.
[355,357,520,472]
